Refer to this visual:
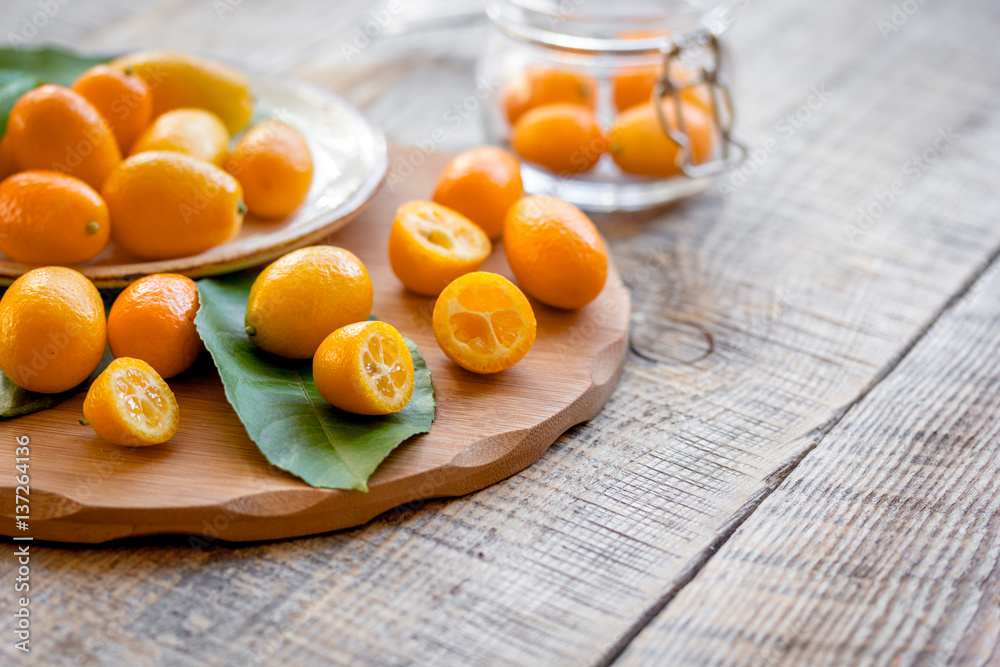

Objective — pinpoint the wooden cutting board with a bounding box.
[0,151,630,544]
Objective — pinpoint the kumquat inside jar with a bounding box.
[480,0,747,211]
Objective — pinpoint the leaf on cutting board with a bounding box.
[0,345,114,420]
[0,46,109,136]
[195,272,436,491]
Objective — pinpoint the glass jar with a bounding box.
[479,0,745,211]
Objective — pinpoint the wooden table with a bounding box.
[4,0,1000,664]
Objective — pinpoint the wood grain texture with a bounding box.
[2,0,1000,664]
[0,148,630,542]
[616,262,1000,667]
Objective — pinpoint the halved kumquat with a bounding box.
[313,321,415,416]
[389,201,491,297]
[432,272,536,374]
[83,357,179,447]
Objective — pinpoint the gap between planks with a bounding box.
[597,233,1000,667]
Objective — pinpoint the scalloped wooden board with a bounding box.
[0,150,630,544]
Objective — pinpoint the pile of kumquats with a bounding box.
[503,56,715,177]
[0,50,608,449]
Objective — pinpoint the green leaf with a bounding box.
[0,46,108,86]
[0,71,37,136]
[0,346,113,420]
[0,46,110,137]
[195,272,436,491]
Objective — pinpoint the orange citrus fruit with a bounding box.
[504,196,607,310]
[224,120,314,219]
[614,64,713,113]
[6,84,121,190]
[432,272,536,374]
[102,151,244,260]
[431,146,522,240]
[613,67,658,112]
[0,136,17,181]
[313,321,414,415]
[611,29,669,112]
[245,246,373,359]
[503,66,596,125]
[0,266,106,393]
[71,64,153,152]
[83,357,179,446]
[130,108,230,166]
[610,30,713,113]
[511,104,605,174]
[608,99,715,178]
[110,50,253,134]
[0,170,110,265]
[388,201,491,297]
[107,274,201,379]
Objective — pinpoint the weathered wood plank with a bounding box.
[4,0,1000,665]
[615,262,1000,667]
[1,0,163,49]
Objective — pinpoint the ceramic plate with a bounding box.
[0,73,388,287]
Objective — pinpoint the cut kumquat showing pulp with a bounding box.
[83,357,179,446]
[389,200,492,296]
[313,321,415,416]
[432,272,536,374]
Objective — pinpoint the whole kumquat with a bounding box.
[608,99,715,178]
[111,50,253,134]
[502,66,596,125]
[102,151,245,260]
[610,29,713,113]
[0,170,110,265]
[0,267,107,393]
[6,84,121,190]
[245,246,373,359]
[0,136,18,181]
[224,120,314,219]
[503,196,608,310]
[130,108,230,166]
[72,64,153,152]
[432,146,522,240]
[511,104,605,174]
[107,274,202,379]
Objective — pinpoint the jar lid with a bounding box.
[486,0,728,54]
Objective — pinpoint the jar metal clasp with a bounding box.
[653,31,747,179]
